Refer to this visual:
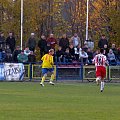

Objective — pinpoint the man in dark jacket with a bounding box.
[5,45,13,62]
[13,46,21,62]
[103,44,109,57]
[38,35,47,58]
[6,32,16,53]
[98,35,108,49]
[55,46,64,63]
[87,48,93,64]
[111,44,118,57]
[27,33,36,52]
[59,34,69,52]
[64,48,73,63]
[28,51,36,63]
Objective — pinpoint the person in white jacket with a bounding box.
[74,45,82,61]
[79,49,88,65]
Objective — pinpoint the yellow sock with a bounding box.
[41,76,46,83]
[50,74,54,81]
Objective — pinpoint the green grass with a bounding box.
[0,82,120,120]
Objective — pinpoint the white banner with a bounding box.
[0,64,5,80]
[4,63,25,81]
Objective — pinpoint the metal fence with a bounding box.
[24,64,30,79]
[83,66,108,82]
[109,66,120,80]
[56,65,82,80]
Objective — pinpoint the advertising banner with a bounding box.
[0,64,5,81]
[0,63,24,81]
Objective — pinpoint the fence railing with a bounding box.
[23,63,120,81]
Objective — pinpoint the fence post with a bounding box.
[55,64,58,81]
[29,63,32,81]
[80,64,83,82]
[108,66,110,81]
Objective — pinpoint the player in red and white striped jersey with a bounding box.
[93,48,108,92]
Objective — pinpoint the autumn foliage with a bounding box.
[0,0,119,47]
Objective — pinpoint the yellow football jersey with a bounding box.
[41,54,54,68]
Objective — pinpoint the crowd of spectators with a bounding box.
[0,32,120,66]
[0,32,36,63]
[55,34,120,66]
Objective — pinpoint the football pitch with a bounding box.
[0,82,120,120]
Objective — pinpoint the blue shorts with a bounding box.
[42,68,54,75]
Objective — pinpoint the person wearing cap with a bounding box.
[27,33,36,52]
[40,49,55,87]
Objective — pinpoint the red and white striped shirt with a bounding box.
[93,54,107,67]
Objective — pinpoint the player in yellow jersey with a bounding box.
[40,49,55,87]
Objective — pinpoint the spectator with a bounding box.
[46,43,52,53]
[93,50,99,57]
[59,34,69,52]
[64,48,73,63]
[69,44,75,59]
[117,47,120,61]
[28,51,36,63]
[24,47,31,56]
[107,49,117,65]
[98,34,108,49]
[87,48,93,64]
[111,44,118,57]
[103,44,109,57]
[38,35,47,58]
[47,34,57,49]
[85,37,94,50]
[17,50,28,63]
[5,45,13,62]
[13,46,21,62]
[55,46,64,63]
[79,49,88,65]
[5,45,12,56]
[74,44,82,61]
[0,32,5,49]
[0,49,6,62]
[27,33,36,52]
[70,33,81,48]
[6,32,16,53]
[83,42,88,52]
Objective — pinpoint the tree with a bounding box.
[0,0,119,48]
